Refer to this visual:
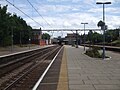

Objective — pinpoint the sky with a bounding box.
[0,0,120,37]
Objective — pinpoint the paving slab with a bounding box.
[65,45,120,90]
[94,85,120,90]
[69,85,95,90]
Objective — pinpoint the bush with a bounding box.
[85,46,102,58]
[111,40,120,46]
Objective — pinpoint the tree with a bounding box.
[97,20,105,27]
[0,5,32,46]
[105,29,120,42]
[92,32,103,44]
[42,33,50,40]
[0,5,11,46]
[88,30,93,44]
[86,31,103,44]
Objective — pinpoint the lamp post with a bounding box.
[81,23,88,51]
[29,38,31,50]
[76,30,78,48]
[96,2,111,59]
[11,27,13,52]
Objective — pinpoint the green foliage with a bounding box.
[85,46,102,58]
[85,28,120,46]
[97,20,105,27]
[105,29,119,42]
[0,5,32,46]
[2,36,11,46]
[42,33,50,40]
[111,40,120,46]
[86,31,103,44]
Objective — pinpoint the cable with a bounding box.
[26,0,52,28]
[54,4,65,36]
[5,0,44,28]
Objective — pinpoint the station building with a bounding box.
[31,28,47,46]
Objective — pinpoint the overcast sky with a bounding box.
[0,0,120,37]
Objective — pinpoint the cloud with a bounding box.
[106,15,120,28]
[88,7,120,13]
[107,7,120,14]
[0,0,120,37]
[7,4,31,15]
[36,4,82,14]
[24,12,99,29]
[73,0,80,2]
[96,0,115,2]
[96,0,120,4]
[47,0,69,2]
[25,10,119,31]
[83,0,94,4]
[38,5,71,13]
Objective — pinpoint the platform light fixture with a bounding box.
[96,1,111,59]
[81,23,88,51]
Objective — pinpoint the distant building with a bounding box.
[64,33,81,45]
[64,33,76,45]
[51,38,58,44]
[31,28,42,45]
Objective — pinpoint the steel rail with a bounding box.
[3,46,61,90]
[0,46,56,77]
[32,46,63,90]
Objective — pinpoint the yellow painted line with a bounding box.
[57,46,68,90]
[32,46,63,90]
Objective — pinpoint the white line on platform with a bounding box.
[32,46,63,90]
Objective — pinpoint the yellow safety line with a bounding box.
[57,46,68,90]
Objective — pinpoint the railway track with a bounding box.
[0,46,56,77]
[0,45,63,90]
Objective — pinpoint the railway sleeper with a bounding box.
[1,46,61,90]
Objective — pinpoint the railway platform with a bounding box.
[0,45,41,56]
[1,45,120,90]
[0,45,52,57]
[65,45,120,90]
[36,45,120,90]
